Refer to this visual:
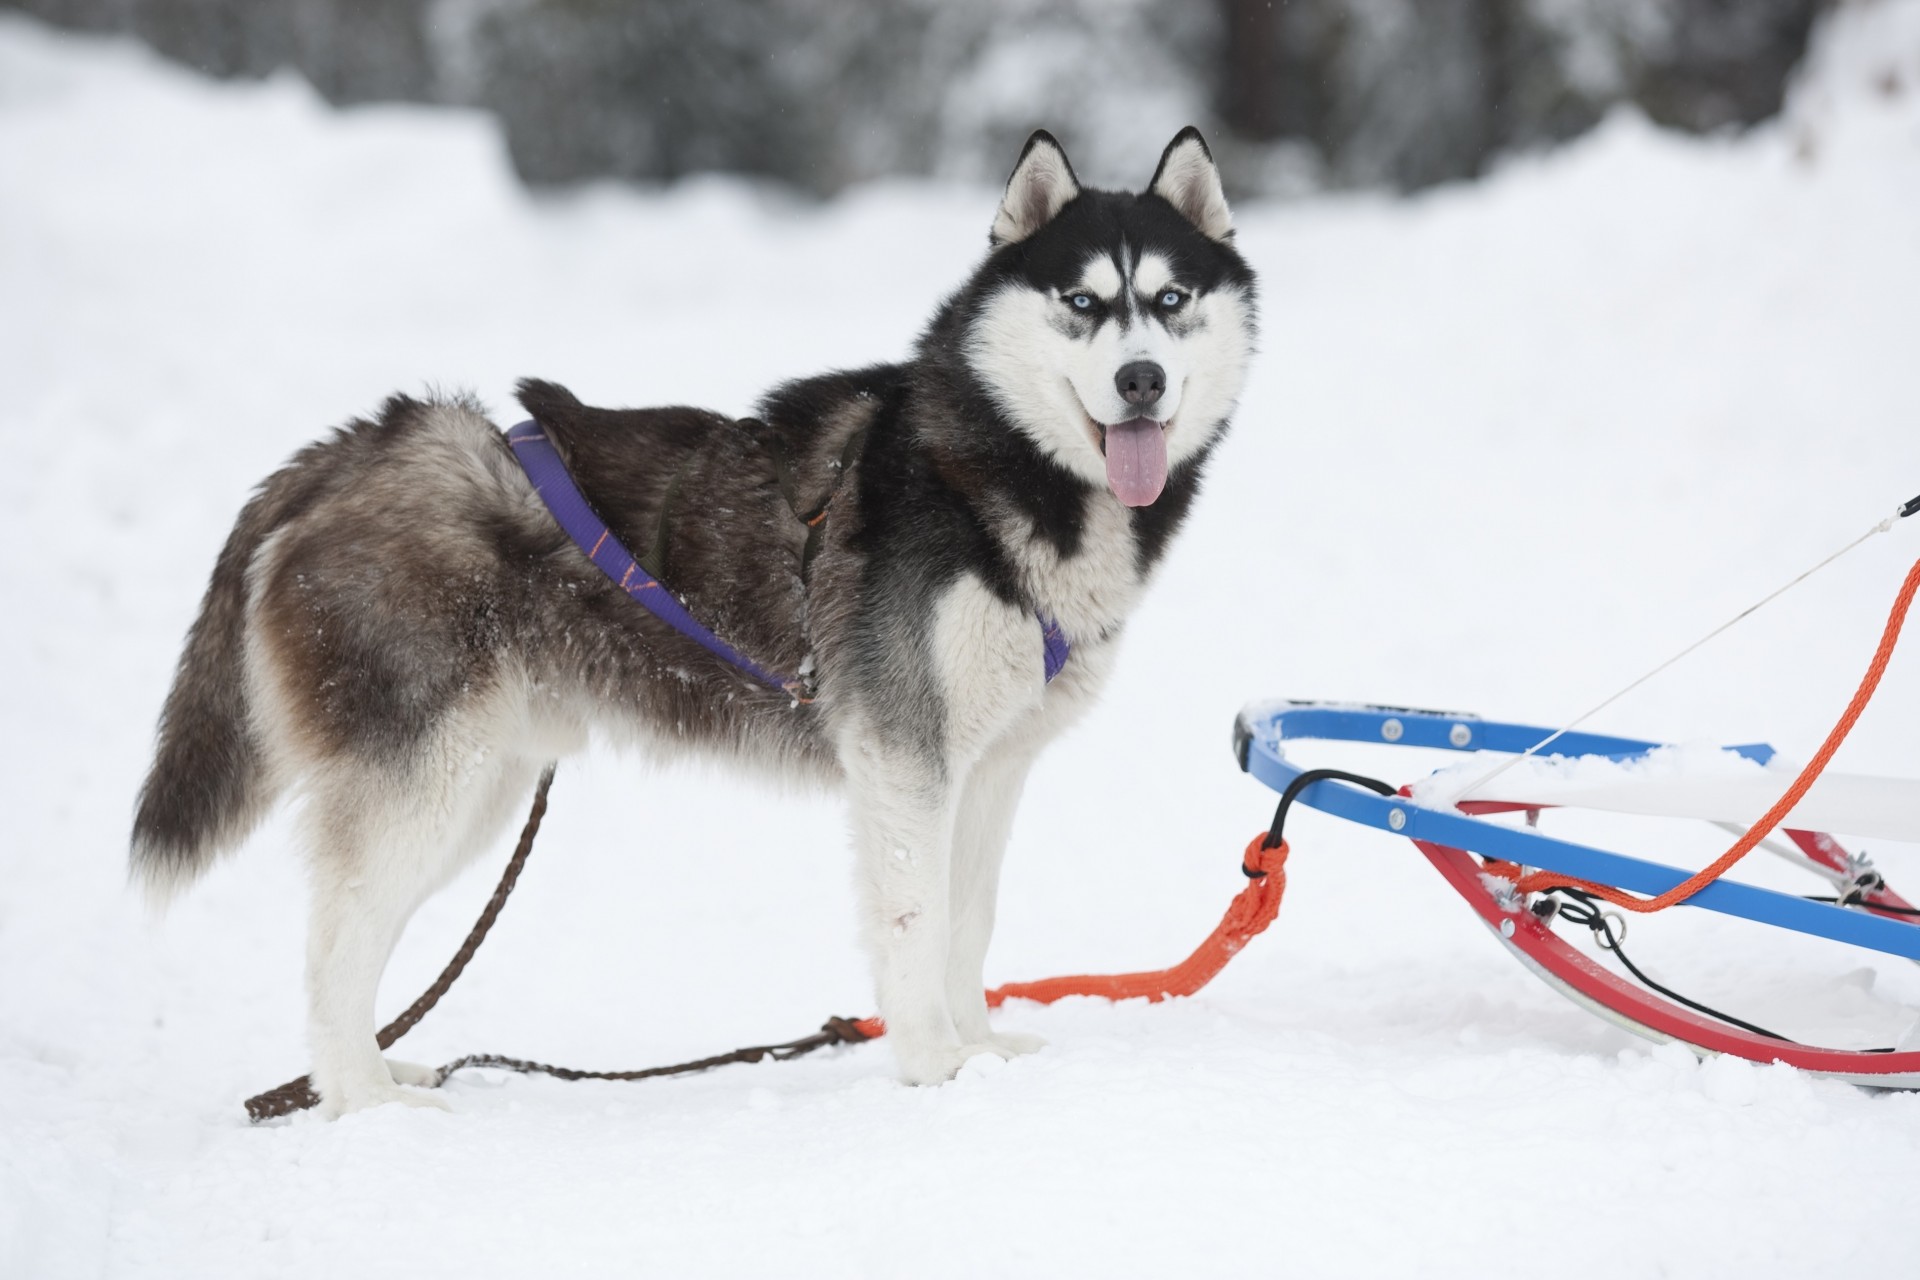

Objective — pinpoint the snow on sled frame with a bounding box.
[1234,701,1920,1087]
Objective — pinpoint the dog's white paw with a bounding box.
[894,1039,1020,1086]
[383,1057,442,1088]
[986,1029,1047,1058]
[318,1077,452,1118]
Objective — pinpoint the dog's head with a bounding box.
[960,128,1257,507]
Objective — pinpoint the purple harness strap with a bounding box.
[1040,616,1070,684]
[507,420,797,694]
[505,419,1070,693]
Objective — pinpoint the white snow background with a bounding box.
[5,5,1920,1276]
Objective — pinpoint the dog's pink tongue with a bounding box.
[1104,419,1168,506]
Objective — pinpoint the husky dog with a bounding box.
[133,128,1257,1115]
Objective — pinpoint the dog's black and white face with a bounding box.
[962,128,1257,507]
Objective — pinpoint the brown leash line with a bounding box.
[243,765,870,1122]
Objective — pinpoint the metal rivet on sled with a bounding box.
[1387,807,1407,831]
[1499,918,1516,938]
[1381,717,1404,742]
[1449,722,1472,748]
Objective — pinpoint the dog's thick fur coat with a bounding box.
[133,129,1258,1114]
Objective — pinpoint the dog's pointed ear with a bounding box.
[991,130,1081,247]
[1149,126,1232,242]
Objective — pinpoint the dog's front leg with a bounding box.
[946,742,1046,1057]
[842,574,1047,1083]
[844,737,982,1084]
[847,729,1051,1084]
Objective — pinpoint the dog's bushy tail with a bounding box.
[131,470,305,906]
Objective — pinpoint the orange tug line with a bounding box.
[849,837,1289,1041]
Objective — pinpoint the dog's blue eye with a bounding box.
[1069,293,1093,310]
[1159,290,1185,309]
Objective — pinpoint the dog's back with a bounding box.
[515,374,888,688]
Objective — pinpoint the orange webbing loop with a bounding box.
[848,836,1290,1041]
[1507,555,1920,914]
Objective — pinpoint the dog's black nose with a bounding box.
[1115,361,1165,407]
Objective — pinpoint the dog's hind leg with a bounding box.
[301,752,544,1116]
[385,752,548,1092]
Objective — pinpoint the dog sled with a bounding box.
[1233,700,1920,1085]
[1213,509,1920,1084]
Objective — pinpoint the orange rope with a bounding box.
[849,835,1290,1040]
[1503,555,1920,913]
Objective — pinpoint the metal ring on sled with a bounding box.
[1234,701,1920,1088]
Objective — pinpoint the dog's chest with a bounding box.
[1004,495,1143,646]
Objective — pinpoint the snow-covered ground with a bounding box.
[5,5,1920,1275]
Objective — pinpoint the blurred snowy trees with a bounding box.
[7,0,1822,194]
[1219,0,1822,190]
